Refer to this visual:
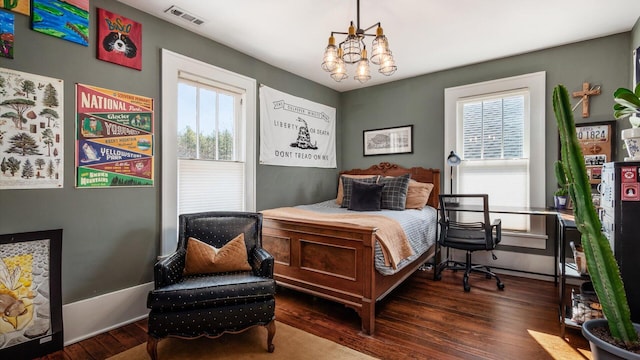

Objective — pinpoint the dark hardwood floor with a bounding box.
[36,270,591,360]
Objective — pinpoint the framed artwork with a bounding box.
[0,229,63,359]
[0,11,14,59]
[31,0,89,46]
[363,125,413,156]
[0,67,64,189]
[575,120,615,184]
[97,8,142,70]
[1,0,29,16]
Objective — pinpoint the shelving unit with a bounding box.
[557,213,597,337]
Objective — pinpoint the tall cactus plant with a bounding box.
[553,84,638,345]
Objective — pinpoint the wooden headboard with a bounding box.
[339,162,441,208]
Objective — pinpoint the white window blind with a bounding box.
[177,78,245,214]
[457,91,530,230]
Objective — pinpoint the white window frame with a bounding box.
[444,72,546,246]
[161,49,256,255]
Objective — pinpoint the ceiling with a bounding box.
[117,0,640,92]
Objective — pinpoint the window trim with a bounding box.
[161,49,256,255]
[444,71,546,208]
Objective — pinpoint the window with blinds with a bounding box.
[176,78,245,214]
[457,91,529,230]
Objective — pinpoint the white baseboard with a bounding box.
[62,282,153,346]
[452,250,555,279]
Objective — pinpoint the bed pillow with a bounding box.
[348,180,385,211]
[341,175,379,208]
[405,180,435,209]
[337,174,379,205]
[379,173,411,210]
[183,234,252,275]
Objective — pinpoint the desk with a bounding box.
[436,204,564,284]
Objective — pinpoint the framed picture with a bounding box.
[575,120,615,185]
[635,45,640,89]
[363,125,413,156]
[0,229,63,359]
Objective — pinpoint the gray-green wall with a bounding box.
[340,33,632,205]
[0,0,339,304]
[0,0,636,308]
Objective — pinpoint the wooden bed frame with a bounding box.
[262,162,441,335]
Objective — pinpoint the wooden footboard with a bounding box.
[262,163,440,335]
[262,216,434,335]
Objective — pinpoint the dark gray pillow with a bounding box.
[379,173,411,210]
[348,180,385,211]
[341,176,378,208]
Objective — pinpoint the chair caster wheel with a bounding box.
[464,285,470,292]
[435,273,442,280]
[497,282,505,290]
[268,344,275,353]
[463,275,470,292]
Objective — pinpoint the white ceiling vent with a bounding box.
[164,5,205,26]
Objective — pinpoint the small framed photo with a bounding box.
[363,125,413,156]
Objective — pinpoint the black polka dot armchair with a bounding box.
[146,212,276,359]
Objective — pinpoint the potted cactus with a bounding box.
[553,84,640,359]
[613,83,640,160]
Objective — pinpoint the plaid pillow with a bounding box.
[341,175,378,208]
[379,174,411,210]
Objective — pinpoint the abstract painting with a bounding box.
[0,229,63,359]
[0,0,30,16]
[97,8,142,70]
[31,0,89,46]
[0,10,14,59]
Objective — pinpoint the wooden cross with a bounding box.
[572,82,601,118]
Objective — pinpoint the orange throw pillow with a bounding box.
[405,180,434,209]
[183,234,252,275]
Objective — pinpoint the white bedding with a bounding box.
[296,200,438,275]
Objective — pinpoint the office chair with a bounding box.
[436,194,505,292]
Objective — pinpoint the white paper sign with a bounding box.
[260,86,336,168]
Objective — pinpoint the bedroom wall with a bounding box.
[340,32,631,207]
[0,0,340,304]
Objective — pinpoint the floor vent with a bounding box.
[164,5,205,26]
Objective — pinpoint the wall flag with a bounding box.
[259,85,336,168]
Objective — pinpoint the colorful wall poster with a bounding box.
[32,0,89,46]
[0,67,64,189]
[75,83,154,188]
[0,10,14,59]
[0,0,30,16]
[97,8,142,70]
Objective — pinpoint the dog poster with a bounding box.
[97,8,141,70]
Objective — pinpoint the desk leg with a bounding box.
[554,214,559,286]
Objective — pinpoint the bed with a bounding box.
[261,162,440,335]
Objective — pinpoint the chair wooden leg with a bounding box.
[147,335,159,360]
[265,320,276,353]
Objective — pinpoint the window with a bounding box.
[444,72,545,232]
[161,49,256,255]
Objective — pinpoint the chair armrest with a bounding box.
[491,219,502,243]
[251,247,274,278]
[153,249,186,288]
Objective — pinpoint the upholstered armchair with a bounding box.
[146,212,276,359]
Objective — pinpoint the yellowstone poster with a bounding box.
[75,83,154,188]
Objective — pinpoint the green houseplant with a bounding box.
[553,160,569,209]
[553,84,640,358]
[614,83,640,160]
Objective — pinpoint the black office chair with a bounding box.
[436,194,505,292]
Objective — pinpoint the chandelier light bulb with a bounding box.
[370,26,389,65]
[379,51,397,76]
[342,22,362,64]
[331,49,348,82]
[321,36,338,72]
[354,49,371,83]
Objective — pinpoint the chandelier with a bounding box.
[321,0,397,83]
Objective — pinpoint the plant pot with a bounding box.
[582,319,640,359]
[554,195,567,209]
[621,126,640,161]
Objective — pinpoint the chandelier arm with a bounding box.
[361,22,381,34]
[331,31,349,36]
